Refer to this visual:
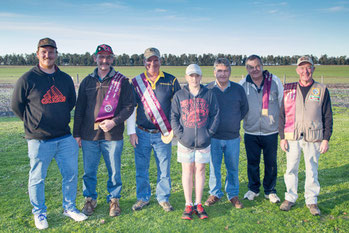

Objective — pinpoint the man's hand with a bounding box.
[75,137,82,147]
[99,119,116,132]
[280,139,289,152]
[129,133,138,148]
[320,140,329,154]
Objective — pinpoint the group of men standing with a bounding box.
[11,38,333,229]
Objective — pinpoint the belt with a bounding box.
[137,125,160,134]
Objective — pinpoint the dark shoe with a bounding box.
[194,204,208,219]
[230,196,244,209]
[182,205,194,220]
[82,197,97,216]
[307,204,321,216]
[204,195,221,206]
[159,201,174,212]
[132,200,150,211]
[280,200,295,211]
[109,198,121,217]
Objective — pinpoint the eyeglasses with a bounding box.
[97,55,114,60]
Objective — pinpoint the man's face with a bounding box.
[36,46,57,69]
[94,51,114,72]
[246,59,263,80]
[214,64,231,84]
[296,63,315,83]
[185,73,202,89]
[144,56,160,74]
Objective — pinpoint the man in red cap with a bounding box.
[11,37,87,230]
[73,44,134,217]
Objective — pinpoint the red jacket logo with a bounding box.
[180,98,209,128]
[41,85,66,104]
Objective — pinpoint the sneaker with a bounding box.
[159,201,174,212]
[132,200,150,211]
[63,210,88,222]
[204,195,221,206]
[280,200,295,211]
[34,213,48,230]
[109,198,121,217]
[182,205,194,220]
[265,193,280,203]
[194,204,208,219]
[230,196,244,209]
[244,190,259,201]
[307,204,321,216]
[82,197,97,216]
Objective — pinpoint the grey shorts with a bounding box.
[177,142,210,164]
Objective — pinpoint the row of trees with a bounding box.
[0,53,348,66]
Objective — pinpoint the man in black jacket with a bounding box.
[73,44,134,217]
[11,38,87,230]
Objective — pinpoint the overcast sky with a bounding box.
[1,0,348,57]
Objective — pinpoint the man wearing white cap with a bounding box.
[126,48,181,212]
[279,56,333,215]
[171,64,220,220]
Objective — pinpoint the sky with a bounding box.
[0,0,348,57]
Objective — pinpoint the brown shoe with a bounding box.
[204,195,221,206]
[109,198,121,217]
[230,196,244,209]
[159,201,174,212]
[82,197,97,216]
[307,204,321,216]
[280,200,295,211]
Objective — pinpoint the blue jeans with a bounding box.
[209,137,240,200]
[134,127,172,203]
[81,139,123,203]
[27,135,79,214]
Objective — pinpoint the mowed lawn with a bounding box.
[0,107,348,232]
[1,65,349,84]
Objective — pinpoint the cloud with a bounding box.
[0,12,26,17]
[268,9,278,14]
[320,6,349,12]
[154,8,167,13]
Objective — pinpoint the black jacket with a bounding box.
[11,65,76,140]
[171,85,220,149]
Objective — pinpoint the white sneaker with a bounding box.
[243,190,259,201]
[265,193,280,203]
[63,210,88,222]
[34,213,48,230]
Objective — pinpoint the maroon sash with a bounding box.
[95,72,125,124]
[283,82,297,139]
[261,71,272,116]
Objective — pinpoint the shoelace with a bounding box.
[38,214,47,221]
[185,206,193,213]
[196,204,204,212]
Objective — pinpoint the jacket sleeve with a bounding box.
[11,76,27,121]
[170,93,183,139]
[240,86,249,120]
[68,77,76,112]
[207,91,220,136]
[112,79,135,125]
[278,95,286,139]
[172,77,181,95]
[322,88,333,141]
[73,79,87,138]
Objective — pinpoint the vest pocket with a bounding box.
[305,121,323,142]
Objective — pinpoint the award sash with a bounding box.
[94,72,125,129]
[132,73,172,137]
[261,70,273,116]
[283,82,298,140]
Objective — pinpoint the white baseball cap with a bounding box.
[186,64,202,76]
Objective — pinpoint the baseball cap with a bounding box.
[144,47,160,60]
[95,44,114,55]
[38,38,57,49]
[186,64,202,76]
[297,56,314,66]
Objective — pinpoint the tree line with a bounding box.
[0,53,348,66]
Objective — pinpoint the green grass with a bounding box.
[0,108,348,232]
[1,65,349,84]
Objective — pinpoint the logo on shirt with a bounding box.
[309,87,320,101]
[180,98,209,128]
[41,85,66,104]
[105,104,113,112]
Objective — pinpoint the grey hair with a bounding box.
[245,54,263,66]
[214,58,231,71]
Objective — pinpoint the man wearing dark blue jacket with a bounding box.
[205,58,249,209]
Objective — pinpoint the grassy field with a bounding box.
[1,65,349,84]
[0,107,348,232]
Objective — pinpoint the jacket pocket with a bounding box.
[305,121,323,142]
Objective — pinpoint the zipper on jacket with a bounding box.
[194,94,197,148]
